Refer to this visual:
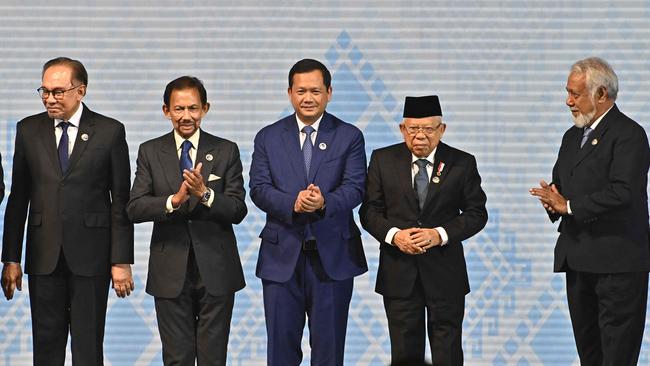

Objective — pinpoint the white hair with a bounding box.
[570,57,619,101]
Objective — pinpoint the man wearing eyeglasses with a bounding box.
[127,76,246,365]
[1,57,134,365]
[360,95,487,366]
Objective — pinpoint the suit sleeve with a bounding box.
[570,125,650,223]
[441,155,488,243]
[192,143,247,224]
[126,144,172,223]
[2,123,30,263]
[359,150,392,243]
[249,129,299,225]
[0,152,4,204]
[109,124,134,264]
[320,128,367,216]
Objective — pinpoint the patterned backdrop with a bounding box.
[1,1,650,365]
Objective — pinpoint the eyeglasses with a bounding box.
[37,85,82,99]
[170,106,202,116]
[404,124,443,136]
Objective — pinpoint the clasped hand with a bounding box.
[294,184,325,213]
[393,228,441,255]
[172,162,208,207]
[529,180,568,215]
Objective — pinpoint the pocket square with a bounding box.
[208,174,221,182]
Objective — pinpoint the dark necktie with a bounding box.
[414,159,429,210]
[580,127,593,148]
[302,125,315,175]
[57,121,71,172]
[180,140,193,176]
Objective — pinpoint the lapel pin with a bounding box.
[205,153,213,161]
[591,139,598,146]
[319,142,327,150]
[432,176,440,184]
[436,162,445,177]
[81,133,89,141]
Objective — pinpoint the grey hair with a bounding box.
[570,57,618,101]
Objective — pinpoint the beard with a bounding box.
[571,100,597,128]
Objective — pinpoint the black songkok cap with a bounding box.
[403,95,442,118]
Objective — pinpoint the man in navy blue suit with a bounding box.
[250,58,367,366]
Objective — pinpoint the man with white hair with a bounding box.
[531,57,650,365]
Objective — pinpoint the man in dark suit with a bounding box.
[360,95,487,366]
[249,58,367,366]
[530,57,650,365]
[127,76,246,365]
[0,57,134,365]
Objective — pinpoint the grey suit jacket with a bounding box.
[127,130,246,298]
[2,104,133,276]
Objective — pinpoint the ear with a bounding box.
[326,86,332,102]
[202,102,210,116]
[162,105,171,120]
[596,86,608,102]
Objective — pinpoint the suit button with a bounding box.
[417,220,422,227]
[188,220,192,224]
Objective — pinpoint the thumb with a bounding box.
[550,184,560,193]
[540,180,549,188]
[194,162,203,173]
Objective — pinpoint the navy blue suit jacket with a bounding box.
[250,112,368,282]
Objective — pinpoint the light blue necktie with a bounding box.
[180,140,193,176]
[302,125,315,175]
[57,121,71,172]
[580,127,593,148]
[414,159,429,210]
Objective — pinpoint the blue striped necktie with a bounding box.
[302,125,315,175]
[180,140,193,176]
[58,121,71,172]
[414,159,429,210]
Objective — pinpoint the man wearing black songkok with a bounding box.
[360,95,488,365]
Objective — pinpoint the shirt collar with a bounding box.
[589,104,614,131]
[174,128,201,151]
[411,147,437,165]
[296,113,323,133]
[54,103,83,128]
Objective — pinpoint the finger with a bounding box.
[16,277,22,291]
[195,162,202,174]
[550,184,560,194]
[540,180,549,188]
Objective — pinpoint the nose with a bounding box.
[566,94,574,107]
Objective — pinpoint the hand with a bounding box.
[111,264,134,298]
[1,263,22,300]
[183,162,208,198]
[529,180,568,215]
[171,180,190,208]
[293,184,325,213]
[410,228,441,251]
[393,228,426,255]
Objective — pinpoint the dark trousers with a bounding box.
[383,275,464,366]
[566,270,648,366]
[28,252,110,366]
[262,249,354,366]
[154,247,235,366]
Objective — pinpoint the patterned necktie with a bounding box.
[302,125,315,175]
[180,140,193,176]
[580,127,593,148]
[57,121,71,172]
[414,159,429,210]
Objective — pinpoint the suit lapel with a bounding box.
[396,144,420,212]
[572,105,615,168]
[308,113,334,183]
[38,116,62,177]
[158,132,184,194]
[65,105,95,177]
[281,115,309,186]
[422,143,452,212]
[188,131,217,211]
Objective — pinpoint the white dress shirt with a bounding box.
[296,113,323,148]
[54,103,83,154]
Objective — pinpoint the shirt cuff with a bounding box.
[566,200,573,215]
[435,227,449,246]
[201,188,215,208]
[166,195,178,213]
[385,227,400,246]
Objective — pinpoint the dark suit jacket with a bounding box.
[2,104,133,276]
[550,104,650,273]
[250,112,368,282]
[127,130,246,298]
[360,142,487,299]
